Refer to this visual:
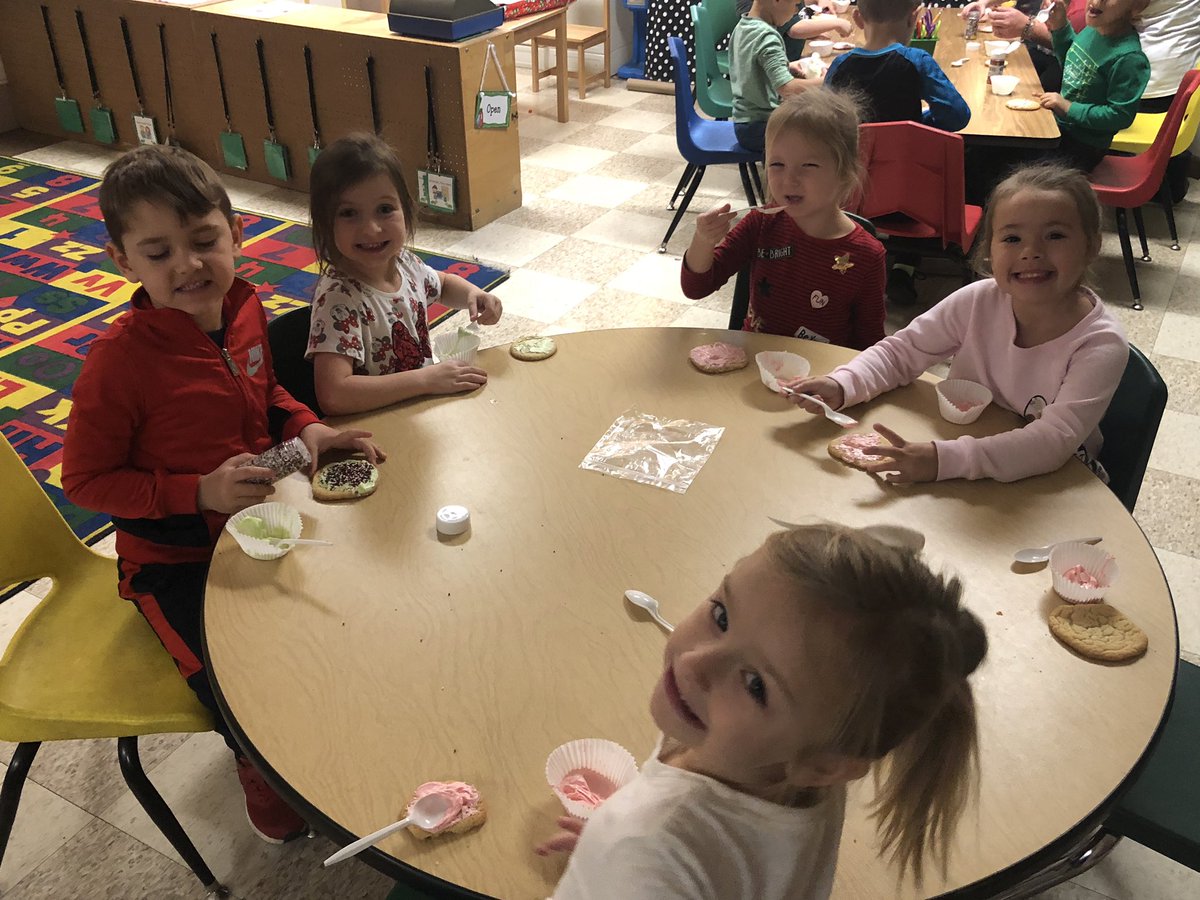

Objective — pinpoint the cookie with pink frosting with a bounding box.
[406,781,486,840]
[688,341,748,374]
[828,432,888,471]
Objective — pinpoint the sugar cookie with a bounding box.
[1048,603,1148,662]
[510,335,557,361]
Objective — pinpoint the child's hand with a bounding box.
[694,204,738,249]
[423,360,488,395]
[862,424,938,483]
[299,422,387,476]
[1044,0,1067,31]
[197,453,275,514]
[1038,92,1070,114]
[469,290,503,325]
[534,815,586,858]
[783,376,846,412]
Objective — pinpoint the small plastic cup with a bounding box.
[545,739,639,820]
[809,40,834,57]
[990,75,1019,96]
[936,379,993,425]
[226,502,303,560]
[1050,542,1118,604]
[984,40,1009,56]
[832,0,850,12]
[433,328,482,365]
[755,351,811,394]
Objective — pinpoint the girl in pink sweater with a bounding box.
[787,164,1129,484]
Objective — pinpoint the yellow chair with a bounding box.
[532,0,612,100]
[1109,66,1200,252]
[0,436,224,895]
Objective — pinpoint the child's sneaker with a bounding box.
[236,758,307,844]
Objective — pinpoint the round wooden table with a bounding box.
[204,328,1177,899]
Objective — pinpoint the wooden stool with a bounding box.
[532,1,611,100]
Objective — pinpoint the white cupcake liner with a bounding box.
[434,329,481,365]
[755,351,811,395]
[936,379,993,425]
[545,739,639,820]
[226,502,303,560]
[1050,542,1118,604]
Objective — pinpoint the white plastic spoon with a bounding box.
[951,57,971,67]
[266,537,334,547]
[624,590,675,633]
[1013,537,1102,565]
[1003,40,1022,55]
[779,385,858,427]
[322,793,453,867]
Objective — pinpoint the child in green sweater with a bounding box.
[1038,0,1150,171]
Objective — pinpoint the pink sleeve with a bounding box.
[829,286,974,405]
[933,333,1129,482]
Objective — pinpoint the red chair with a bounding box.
[851,121,983,285]
[1089,69,1200,311]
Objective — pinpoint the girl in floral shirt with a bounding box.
[305,134,502,414]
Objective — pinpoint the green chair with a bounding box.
[1095,344,1167,514]
[704,0,739,76]
[691,4,733,120]
[1105,656,1200,872]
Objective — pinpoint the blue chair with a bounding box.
[660,36,763,254]
[1096,344,1167,513]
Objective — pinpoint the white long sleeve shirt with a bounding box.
[828,280,1129,483]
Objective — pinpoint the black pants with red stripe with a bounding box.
[117,558,241,755]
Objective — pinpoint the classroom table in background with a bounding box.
[496,7,571,124]
[205,328,1174,899]
[834,13,1060,146]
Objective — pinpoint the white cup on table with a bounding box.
[990,75,1019,96]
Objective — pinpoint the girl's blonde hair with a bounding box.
[765,524,987,883]
[971,163,1103,277]
[308,133,416,275]
[765,88,865,204]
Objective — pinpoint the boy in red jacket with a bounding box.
[62,146,384,843]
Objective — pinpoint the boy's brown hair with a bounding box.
[856,0,920,24]
[308,133,416,274]
[98,145,233,252]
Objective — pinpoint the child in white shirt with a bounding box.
[539,523,988,899]
[788,163,1129,483]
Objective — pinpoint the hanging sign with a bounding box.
[474,42,514,130]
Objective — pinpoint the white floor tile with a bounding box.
[596,109,675,133]
[1156,547,1200,658]
[0,589,42,656]
[670,307,733,330]
[624,134,685,162]
[546,173,648,209]
[0,779,94,892]
[576,209,678,253]
[522,143,615,174]
[1147,410,1200,480]
[607,252,693,303]
[517,115,588,143]
[1072,837,1200,900]
[96,731,286,889]
[444,222,565,268]
[489,268,598,323]
[1153,311,1200,362]
[578,85,647,108]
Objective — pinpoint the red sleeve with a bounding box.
[680,214,761,300]
[61,339,204,519]
[850,233,887,351]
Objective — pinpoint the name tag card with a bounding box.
[475,42,514,131]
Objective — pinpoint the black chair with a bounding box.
[1096,344,1167,513]
[267,305,321,418]
[727,212,878,330]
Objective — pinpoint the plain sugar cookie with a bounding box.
[1048,603,1148,662]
